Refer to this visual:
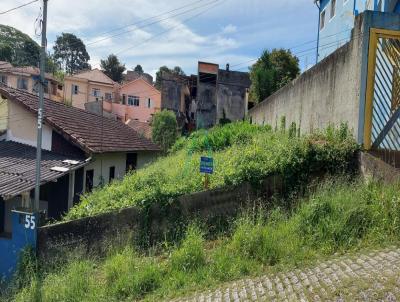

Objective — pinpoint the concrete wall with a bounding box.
[6,100,53,150]
[160,72,188,113]
[196,82,217,128]
[217,70,250,124]
[37,175,283,258]
[249,31,363,138]
[358,151,400,183]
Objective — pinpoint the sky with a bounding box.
[1,0,319,77]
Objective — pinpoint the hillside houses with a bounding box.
[0,61,63,102]
[0,86,160,231]
[161,61,251,130]
[65,69,161,123]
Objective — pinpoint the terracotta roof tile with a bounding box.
[0,86,160,153]
[126,120,152,139]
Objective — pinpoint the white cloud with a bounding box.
[221,24,237,34]
[0,0,317,75]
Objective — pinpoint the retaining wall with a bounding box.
[37,175,283,258]
[249,15,364,139]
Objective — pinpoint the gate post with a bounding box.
[0,210,38,281]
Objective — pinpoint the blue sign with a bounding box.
[200,157,213,174]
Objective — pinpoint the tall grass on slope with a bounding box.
[65,122,358,221]
[8,179,400,302]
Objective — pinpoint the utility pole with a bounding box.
[34,0,48,212]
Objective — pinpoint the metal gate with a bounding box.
[364,29,400,151]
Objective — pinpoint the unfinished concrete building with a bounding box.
[160,62,251,131]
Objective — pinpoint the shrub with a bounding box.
[152,110,179,152]
[40,261,101,302]
[103,247,162,300]
[65,122,358,221]
[211,245,259,282]
[170,225,206,272]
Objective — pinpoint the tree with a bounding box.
[0,25,40,66]
[46,53,61,74]
[249,49,300,103]
[134,64,144,74]
[0,44,12,62]
[100,54,126,83]
[270,49,301,90]
[172,66,186,76]
[155,65,186,89]
[152,110,179,152]
[53,33,90,75]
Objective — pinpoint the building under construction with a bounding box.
[160,61,251,132]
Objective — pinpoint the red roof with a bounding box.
[126,119,152,139]
[0,86,160,154]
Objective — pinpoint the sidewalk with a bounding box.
[172,247,400,302]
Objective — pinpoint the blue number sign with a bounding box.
[200,156,213,174]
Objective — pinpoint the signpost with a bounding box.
[200,156,213,189]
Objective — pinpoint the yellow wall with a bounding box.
[0,95,7,131]
[64,78,115,110]
[0,72,62,101]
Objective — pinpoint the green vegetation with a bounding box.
[5,179,400,301]
[100,54,126,83]
[0,25,40,66]
[249,48,300,103]
[53,33,91,74]
[66,121,357,221]
[151,110,179,153]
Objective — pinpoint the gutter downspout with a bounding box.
[315,0,321,64]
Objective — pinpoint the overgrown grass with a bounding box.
[6,178,400,301]
[65,122,358,220]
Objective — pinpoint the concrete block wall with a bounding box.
[249,16,364,139]
[36,175,283,259]
[249,11,400,146]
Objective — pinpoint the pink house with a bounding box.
[103,78,161,123]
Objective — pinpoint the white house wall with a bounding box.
[83,152,157,190]
[83,153,126,188]
[137,151,157,168]
[6,101,52,150]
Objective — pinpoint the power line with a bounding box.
[88,0,207,43]
[0,0,39,15]
[116,0,224,55]
[230,27,355,69]
[51,0,217,52]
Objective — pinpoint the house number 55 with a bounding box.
[24,215,36,230]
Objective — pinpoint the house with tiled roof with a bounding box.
[63,69,119,110]
[104,77,161,123]
[0,61,63,102]
[0,86,160,235]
